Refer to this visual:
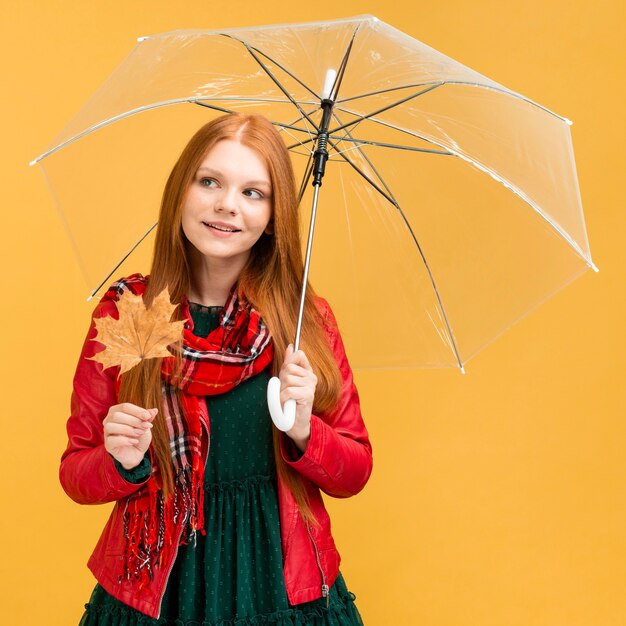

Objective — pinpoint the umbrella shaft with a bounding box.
[294,184,321,351]
[294,99,334,350]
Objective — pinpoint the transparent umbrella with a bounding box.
[31,14,596,378]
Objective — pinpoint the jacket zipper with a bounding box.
[305,519,330,609]
[157,521,183,618]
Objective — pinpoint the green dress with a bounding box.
[79,302,364,625]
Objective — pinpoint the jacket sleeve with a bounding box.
[59,298,152,505]
[279,298,373,498]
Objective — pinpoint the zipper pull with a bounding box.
[322,583,330,609]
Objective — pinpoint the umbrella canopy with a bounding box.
[31,14,596,370]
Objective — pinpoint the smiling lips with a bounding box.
[202,221,241,237]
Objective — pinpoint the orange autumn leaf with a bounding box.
[88,287,185,375]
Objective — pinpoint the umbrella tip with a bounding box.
[460,364,466,375]
[137,35,150,42]
[591,262,600,273]
[28,158,38,167]
[565,117,574,126]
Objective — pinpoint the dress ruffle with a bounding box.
[80,573,362,626]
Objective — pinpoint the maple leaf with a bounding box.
[88,287,185,375]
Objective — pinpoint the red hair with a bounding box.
[117,113,342,523]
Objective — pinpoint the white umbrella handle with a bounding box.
[267,376,296,431]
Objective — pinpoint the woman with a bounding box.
[61,113,373,625]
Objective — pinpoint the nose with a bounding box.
[215,188,238,215]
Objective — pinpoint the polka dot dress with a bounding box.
[79,302,364,625]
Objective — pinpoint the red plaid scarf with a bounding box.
[100,273,274,587]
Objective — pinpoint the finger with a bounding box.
[289,349,313,371]
[105,412,151,429]
[296,349,312,367]
[117,403,158,422]
[280,363,309,378]
[280,362,317,381]
[104,422,152,437]
[107,406,158,426]
[280,387,314,405]
[281,357,316,375]
[282,344,296,366]
[282,373,316,388]
[106,434,141,447]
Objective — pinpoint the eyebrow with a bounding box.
[197,167,271,188]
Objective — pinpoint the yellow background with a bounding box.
[2,1,624,624]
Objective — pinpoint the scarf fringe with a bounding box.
[119,467,206,588]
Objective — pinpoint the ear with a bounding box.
[264,221,274,235]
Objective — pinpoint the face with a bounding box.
[181,139,273,273]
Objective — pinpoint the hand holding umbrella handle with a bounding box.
[267,376,296,431]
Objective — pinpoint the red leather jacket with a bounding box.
[60,291,373,619]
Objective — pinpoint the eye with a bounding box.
[243,189,264,200]
[199,177,218,188]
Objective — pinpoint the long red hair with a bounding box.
[117,113,342,523]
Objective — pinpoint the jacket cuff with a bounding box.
[111,453,152,484]
[279,414,330,478]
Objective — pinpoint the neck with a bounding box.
[187,253,248,306]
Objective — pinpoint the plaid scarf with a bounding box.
[100,273,274,587]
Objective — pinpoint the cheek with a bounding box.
[260,204,273,231]
[181,192,200,222]
[180,204,198,241]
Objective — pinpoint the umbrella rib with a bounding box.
[196,96,319,105]
[297,152,315,205]
[329,83,444,135]
[277,102,331,157]
[220,34,321,100]
[193,101,237,115]
[327,24,359,101]
[32,98,319,164]
[328,135,453,155]
[197,103,315,140]
[329,113,399,204]
[330,147,397,207]
[328,117,465,370]
[33,99,228,163]
[345,114,594,266]
[337,82,446,104]
[283,109,322,161]
[391,210,464,370]
[333,109,471,161]
[194,100,318,148]
[335,111,457,154]
[88,222,159,301]
[336,80,571,123]
[224,38,320,130]
[276,121,317,138]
